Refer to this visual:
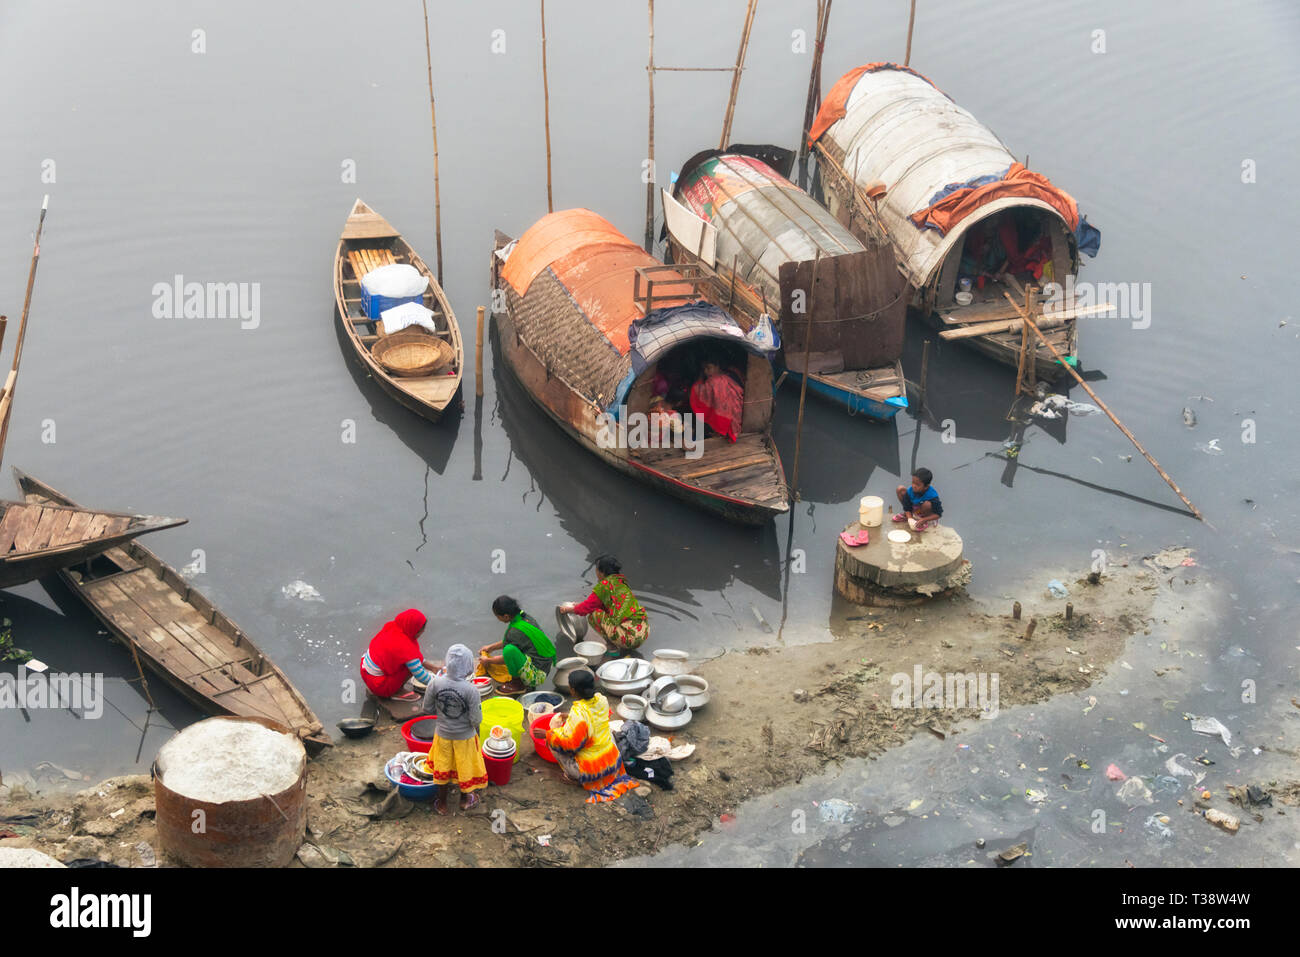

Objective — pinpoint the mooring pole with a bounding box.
[904,0,917,66]
[1003,292,1204,520]
[475,305,485,397]
[789,250,823,502]
[644,0,656,252]
[421,0,443,284]
[541,0,554,213]
[797,0,832,190]
[719,0,758,149]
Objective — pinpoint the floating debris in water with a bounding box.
[1195,439,1223,455]
[1181,407,1197,428]
[817,799,857,824]
[282,580,322,602]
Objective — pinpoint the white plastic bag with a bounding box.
[380,301,438,334]
[360,263,428,298]
[747,313,780,352]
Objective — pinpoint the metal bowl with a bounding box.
[597,658,653,683]
[673,675,710,710]
[651,649,692,678]
[555,606,589,642]
[573,640,608,667]
[336,717,376,739]
[657,691,688,715]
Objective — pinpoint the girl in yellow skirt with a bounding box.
[420,644,488,813]
[546,670,637,804]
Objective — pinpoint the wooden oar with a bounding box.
[0,196,49,466]
[1002,291,1203,521]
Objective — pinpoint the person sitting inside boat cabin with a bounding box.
[648,394,684,445]
[476,595,557,694]
[421,643,487,814]
[559,554,649,653]
[359,608,432,700]
[545,669,637,804]
[689,359,744,443]
[894,468,943,531]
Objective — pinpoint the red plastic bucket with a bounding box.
[530,713,558,763]
[401,716,437,753]
[483,749,514,785]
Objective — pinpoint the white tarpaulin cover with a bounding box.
[661,188,717,267]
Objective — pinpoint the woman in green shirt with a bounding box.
[477,595,557,693]
[559,555,650,653]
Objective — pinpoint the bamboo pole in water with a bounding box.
[797,0,832,189]
[421,0,444,284]
[475,305,485,397]
[541,0,554,213]
[1002,291,1204,520]
[718,0,758,149]
[789,250,823,502]
[0,196,49,467]
[904,0,917,66]
[644,0,655,252]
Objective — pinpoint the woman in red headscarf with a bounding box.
[689,360,744,443]
[359,608,432,699]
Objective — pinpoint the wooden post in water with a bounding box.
[475,306,485,397]
[918,338,931,412]
[790,250,823,502]
[644,0,656,252]
[541,0,554,213]
[1003,291,1204,520]
[718,0,758,149]
[421,0,444,284]
[904,0,917,66]
[0,196,49,466]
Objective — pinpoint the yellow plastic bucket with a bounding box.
[479,697,526,763]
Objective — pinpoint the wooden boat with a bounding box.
[664,148,909,421]
[16,470,331,755]
[333,199,463,421]
[808,64,1105,380]
[491,209,789,525]
[0,496,185,591]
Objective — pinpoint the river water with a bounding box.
[1,0,1296,866]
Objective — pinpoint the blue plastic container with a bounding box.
[384,755,438,802]
[362,288,423,320]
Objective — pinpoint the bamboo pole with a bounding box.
[1002,291,1204,520]
[797,0,832,189]
[0,196,49,467]
[718,0,758,149]
[0,316,7,360]
[475,305,485,397]
[421,0,443,284]
[904,0,917,66]
[644,0,655,252]
[541,0,553,213]
[789,250,823,501]
[918,338,930,412]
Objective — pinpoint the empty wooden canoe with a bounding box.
[334,199,463,421]
[15,469,331,756]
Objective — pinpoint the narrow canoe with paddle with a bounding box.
[15,470,332,756]
[333,199,463,421]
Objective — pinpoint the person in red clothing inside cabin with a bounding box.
[359,608,433,700]
[689,359,744,443]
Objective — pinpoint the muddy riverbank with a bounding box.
[9,562,1275,868]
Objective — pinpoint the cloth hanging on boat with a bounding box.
[908,164,1100,261]
[807,63,948,145]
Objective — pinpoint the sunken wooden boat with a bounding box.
[15,469,331,756]
[491,209,788,525]
[808,64,1105,380]
[333,199,463,421]
[0,492,185,591]
[664,147,908,421]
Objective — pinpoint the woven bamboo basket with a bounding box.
[372,331,453,377]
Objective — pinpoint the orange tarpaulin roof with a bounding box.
[909,162,1081,235]
[501,209,692,356]
[807,62,944,146]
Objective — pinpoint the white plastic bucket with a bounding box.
[859,495,884,527]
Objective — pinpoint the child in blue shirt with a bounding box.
[895,467,943,529]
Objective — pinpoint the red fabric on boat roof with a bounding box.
[500,209,693,357]
[807,62,944,146]
[908,163,1080,236]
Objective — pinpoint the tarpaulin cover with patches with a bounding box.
[807,62,946,145]
[501,209,694,356]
